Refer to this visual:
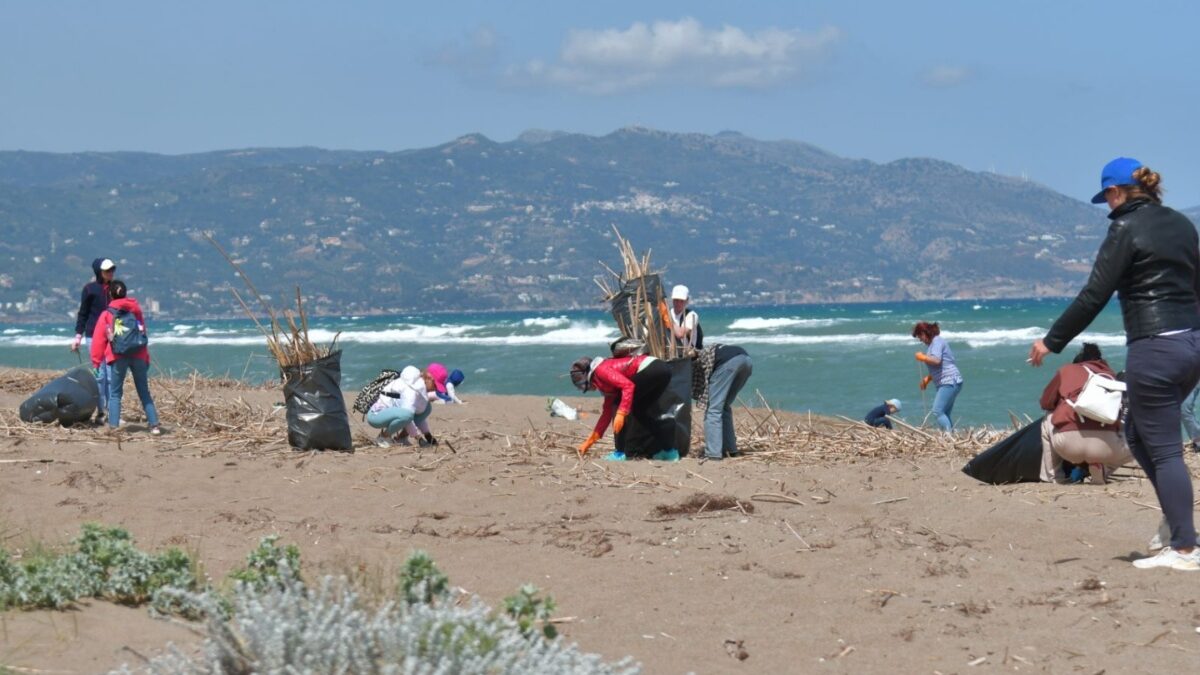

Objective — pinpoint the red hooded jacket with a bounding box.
[589,354,653,437]
[90,297,150,367]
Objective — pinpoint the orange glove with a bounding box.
[658,300,672,329]
[915,352,930,363]
[613,411,627,434]
[578,431,601,455]
[919,375,933,391]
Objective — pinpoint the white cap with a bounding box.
[886,398,901,411]
[99,259,116,271]
[671,284,689,301]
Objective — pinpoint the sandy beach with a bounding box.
[2,367,1199,673]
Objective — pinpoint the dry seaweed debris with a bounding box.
[654,493,754,518]
[0,368,288,454]
[593,226,678,360]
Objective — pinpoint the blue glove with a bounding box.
[91,366,101,379]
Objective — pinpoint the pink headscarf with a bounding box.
[426,362,449,395]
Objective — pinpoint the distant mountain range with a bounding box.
[1,127,1189,321]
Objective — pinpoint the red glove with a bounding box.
[613,411,627,434]
[915,352,930,363]
[919,375,933,391]
[578,431,601,455]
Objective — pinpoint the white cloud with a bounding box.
[921,65,973,88]
[508,17,842,94]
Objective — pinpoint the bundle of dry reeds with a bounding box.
[594,227,678,359]
[206,234,339,368]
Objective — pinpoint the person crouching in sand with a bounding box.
[570,354,677,461]
[1038,343,1131,484]
[865,399,902,429]
[366,366,437,448]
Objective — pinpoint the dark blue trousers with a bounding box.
[1125,331,1200,549]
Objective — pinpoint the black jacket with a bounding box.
[1044,200,1200,352]
[864,403,893,429]
[74,258,110,337]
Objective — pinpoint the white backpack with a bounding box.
[1067,365,1126,425]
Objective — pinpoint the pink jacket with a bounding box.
[90,297,150,366]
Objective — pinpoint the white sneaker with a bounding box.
[1132,547,1200,571]
[1148,517,1170,551]
[374,433,392,448]
[1148,517,1200,550]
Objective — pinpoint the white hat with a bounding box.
[886,399,902,411]
[99,259,116,271]
[671,284,689,301]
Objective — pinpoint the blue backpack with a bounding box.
[106,307,148,355]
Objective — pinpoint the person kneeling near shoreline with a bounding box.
[366,366,437,448]
[1038,343,1131,484]
[865,399,902,429]
[571,353,677,461]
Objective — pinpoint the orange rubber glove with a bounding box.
[578,431,601,455]
[658,300,672,329]
[915,352,930,363]
[919,375,933,391]
[613,411,627,434]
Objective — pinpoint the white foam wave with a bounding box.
[521,316,570,329]
[868,310,892,315]
[171,324,193,332]
[713,327,1127,347]
[727,317,842,331]
[2,328,28,335]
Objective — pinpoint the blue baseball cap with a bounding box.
[1091,157,1142,204]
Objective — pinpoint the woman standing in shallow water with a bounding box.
[1029,157,1200,571]
[912,321,963,432]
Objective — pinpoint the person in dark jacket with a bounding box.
[691,344,753,460]
[1029,157,1200,571]
[71,258,115,422]
[865,399,901,429]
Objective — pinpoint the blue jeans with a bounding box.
[367,405,431,436]
[83,338,109,416]
[932,381,962,432]
[704,354,753,458]
[1125,331,1200,550]
[1181,385,1200,442]
[108,357,159,428]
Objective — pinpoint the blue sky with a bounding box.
[2,0,1199,205]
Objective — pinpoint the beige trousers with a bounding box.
[1039,415,1132,484]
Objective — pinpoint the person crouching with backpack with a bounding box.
[90,280,161,435]
[366,366,436,448]
[1038,343,1130,484]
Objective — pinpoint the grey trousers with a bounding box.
[704,354,753,459]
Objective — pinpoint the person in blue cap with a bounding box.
[864,399,901,429]
[1029,157,1200,571]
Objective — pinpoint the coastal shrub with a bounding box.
[116,552,639,675]
[504,584,558,640]
[398,549,449,605]
[0,524,198,613]
[227,535,301,591]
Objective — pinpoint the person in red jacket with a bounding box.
[570,353,675,460]
[1038,343,1130,484]
[90,280,161,435]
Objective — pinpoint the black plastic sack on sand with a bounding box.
[19,366,100,427]
[961,416,1045,484]
[619,357,693,457]
[609,274,672,346]
[281,351,353,451]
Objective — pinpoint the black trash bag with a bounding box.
[961,416,1045,484]
[609,274,672,348]
[281,350,353,451]
[19,366,100,427]
[618,357,693,457]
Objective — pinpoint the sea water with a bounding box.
[0,298,1127,428]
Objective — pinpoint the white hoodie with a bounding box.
[368,366,431,434]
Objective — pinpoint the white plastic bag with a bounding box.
[549,398,578,420]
